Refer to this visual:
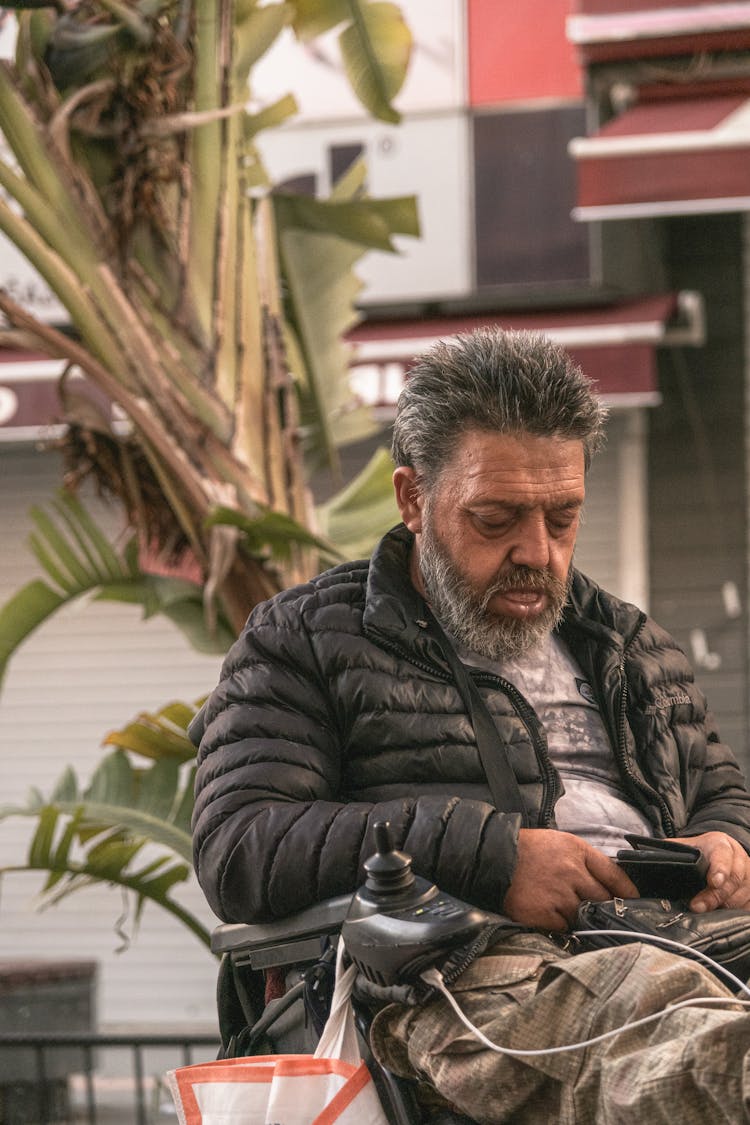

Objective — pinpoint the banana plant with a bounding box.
[0,454,398,688]
[0,0,415,638]
[0,0,413,943]
[0,452,398,937]
[0,734,211,948]
[0,1,413,944]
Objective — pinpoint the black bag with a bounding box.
[573,897,750,993]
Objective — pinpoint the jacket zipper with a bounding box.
[473,672,560,826]
[364,627,455,683]
[611,617,676,836]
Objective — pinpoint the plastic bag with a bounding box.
[166,943,389,1125]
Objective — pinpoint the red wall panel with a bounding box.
[468,0,582,104]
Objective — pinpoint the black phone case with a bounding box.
[616,834,709,899]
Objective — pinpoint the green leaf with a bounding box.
[292,0,351,40]
[41,815,79,892]
[28,806,59,869]
[242,94,299,141]
[0,579,65,683]
[50,767,79,804]
[54,491,124,583]
[151,591,235,654]
[1,750,196,866]
[159,701,202,729]
[274,193,418,253]
[29,497,124,594]
[0,494,232,691]
[171,765,197,835]
[234,2,291,80]
[339,2,411,124]
[279,225,375,467]
[291,1,410,121]
[206,504,343,563]
[85,833,141,879]
[86,750,136,809]
[133,758,180,819]
[103,706,197,765]
[316,446,399,558]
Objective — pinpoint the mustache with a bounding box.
[481,565,570,605]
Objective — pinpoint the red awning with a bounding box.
[0,294,704,438]
[570,94,750,219]
[345,293,704,410]
[567,2,750,63]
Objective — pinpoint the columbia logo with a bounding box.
[646,692,691,713]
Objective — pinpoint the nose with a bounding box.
[508,511,551,571]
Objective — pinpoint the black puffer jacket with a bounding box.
[191,524,750,923]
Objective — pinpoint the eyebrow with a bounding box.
[468,498,584,514]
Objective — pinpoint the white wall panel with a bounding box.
[0,447,223,1032]
[258,111,472,302]
[574,410,648,607]
[251,0,466,120]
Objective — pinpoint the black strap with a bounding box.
[436,627,530,827]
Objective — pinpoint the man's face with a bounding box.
[395,430,586,659]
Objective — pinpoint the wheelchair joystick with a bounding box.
[341,820,500,986]
[363,822,418,899]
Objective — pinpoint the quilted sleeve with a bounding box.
[628,618,750,854]
[680,709,750,854]
[191,600,522,922]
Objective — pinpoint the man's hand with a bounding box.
[672,831,750,913]
[502,828,639,931]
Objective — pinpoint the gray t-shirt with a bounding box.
[448,631,653,855]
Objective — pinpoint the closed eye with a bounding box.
[472,513,515,535]
[546,510,580,534]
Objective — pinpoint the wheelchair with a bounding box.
[212,894,477,1124]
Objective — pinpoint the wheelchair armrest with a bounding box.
[211,894,353,970]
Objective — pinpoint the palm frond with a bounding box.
[0,491,232,686]
[0,750,210,948]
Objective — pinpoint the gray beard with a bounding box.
[418,525,570,661]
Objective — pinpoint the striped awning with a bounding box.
[346,292,704,411]
[570,94,750,220]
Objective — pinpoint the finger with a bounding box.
[585,849,639,899]
[713,852,750,907]
[691,868,750,912]
[547,907,573,932]
[705,839,739,894]
[689,888,722,913]
[573,874,619,905]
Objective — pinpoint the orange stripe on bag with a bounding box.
[315,1061,373,1125]
[166,943,389,1124]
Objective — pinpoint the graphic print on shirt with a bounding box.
[450,630,653,854]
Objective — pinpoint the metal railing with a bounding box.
[0,1030,221,1125]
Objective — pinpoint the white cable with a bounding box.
[421,929,750,1061]
[571,928,750,999]
[420,969,750,1057]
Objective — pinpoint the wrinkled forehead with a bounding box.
[428,429,586,498]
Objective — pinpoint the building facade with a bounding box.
[1,0,748,1033]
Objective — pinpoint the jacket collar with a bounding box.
[362,524,452,667]
[362,524,645,663]
[560,569,646,652]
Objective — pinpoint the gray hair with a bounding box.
[391,327,607,486]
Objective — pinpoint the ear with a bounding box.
[392,467,424,533]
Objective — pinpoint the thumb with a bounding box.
[586,848,639,898]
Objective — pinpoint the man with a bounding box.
[192,328,750,1122]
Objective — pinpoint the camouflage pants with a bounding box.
[370,932,750,1124]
